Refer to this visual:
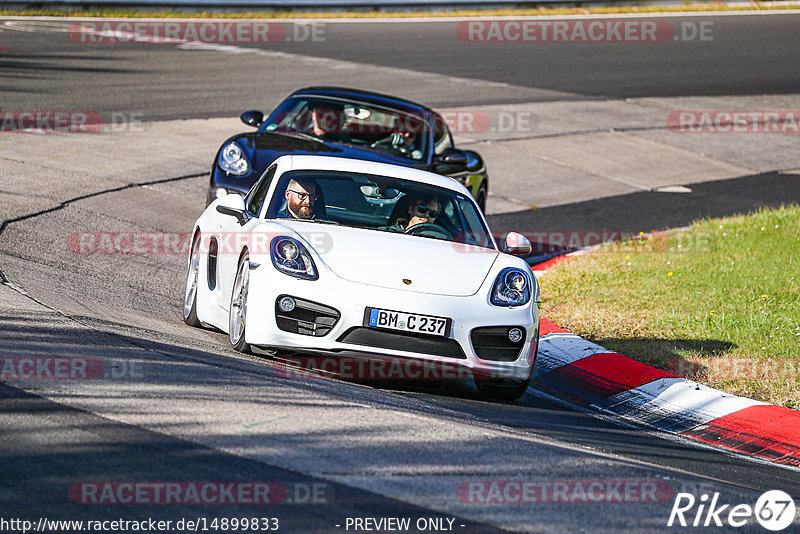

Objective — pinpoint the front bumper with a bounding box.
[245,266,539,381]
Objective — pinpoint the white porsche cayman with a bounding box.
[183,155,540,400]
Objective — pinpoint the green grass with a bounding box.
[540,205,800,409]
[2,3,800,19]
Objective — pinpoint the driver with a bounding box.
[387,195,442,232]
[372,117,424,160]
[279,177,317,220]
[309,101,347,141]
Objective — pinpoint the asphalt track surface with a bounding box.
[1,14,799,119]
[2,13,800,533]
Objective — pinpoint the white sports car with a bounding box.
[183,155,540,400]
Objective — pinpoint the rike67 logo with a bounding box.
[668,490,797,531]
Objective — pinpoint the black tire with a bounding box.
[474,374,532,401]
[476,332,539,400]
[182,233,202,327]
[229,252,252,353]
[476,182,488,213]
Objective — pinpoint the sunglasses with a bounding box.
[289,189,317,202]
[415,203,440,218]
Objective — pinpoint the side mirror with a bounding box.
[503,232,532,255]
[240,110,264,128]
[462,150,483,172]
[215,193,249,226]
[216,205,249,226]
[434,148,468,169]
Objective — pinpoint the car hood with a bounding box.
[274,221,499,297]
[217,131,428,195]
[252,132,427,168]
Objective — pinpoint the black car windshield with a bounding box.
[263,97,428,162]
[265,170,495,250]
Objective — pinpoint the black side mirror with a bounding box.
[216,205,249,226]
[434,148,470,173]
[462,150,483,172]
[240,110,264,128]
[435,148,468,165]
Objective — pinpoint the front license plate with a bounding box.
[366,308,451,337]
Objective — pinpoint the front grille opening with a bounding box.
[275,296,340,337]
[337,327,467,359]
[471,326,526,362]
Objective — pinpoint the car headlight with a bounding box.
[270,237,318,280]
[218,142,250,176]
[491,268,532,307]
[213,187,245,200]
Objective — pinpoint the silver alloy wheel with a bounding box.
[229,255,249,346]
[183,236,201,320]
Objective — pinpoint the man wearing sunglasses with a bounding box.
[280,178,318,220]
[406,197,441,230]
[383,195,442,234]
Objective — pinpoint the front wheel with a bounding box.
[183,233,202,327]
[475,182,488,214]
[474,376,531,401]
[229,253,252,353]
[474,367,533,401]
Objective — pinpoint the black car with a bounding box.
[208,87,489,211]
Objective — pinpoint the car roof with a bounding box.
[280,155,469,194]
[288,87,433,117]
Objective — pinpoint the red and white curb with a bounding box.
[531,256,800,468]
[531,250,589,279]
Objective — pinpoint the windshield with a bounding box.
[265,170,495,250]
[263,97,428,162]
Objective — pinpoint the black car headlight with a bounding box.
[491,268,531,307]
[218,142,250,176]
[270,237,318,280]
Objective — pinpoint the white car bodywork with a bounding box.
[184,155,540,397]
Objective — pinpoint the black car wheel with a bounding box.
[476,182,488,213]
[183,233,202,327]
[474,373,532,401]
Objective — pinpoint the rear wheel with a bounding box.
[229,253,252,353]
[182,233,202,327]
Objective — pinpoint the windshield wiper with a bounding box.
[272,130,325,144]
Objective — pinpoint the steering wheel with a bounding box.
[404,222,453,241]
